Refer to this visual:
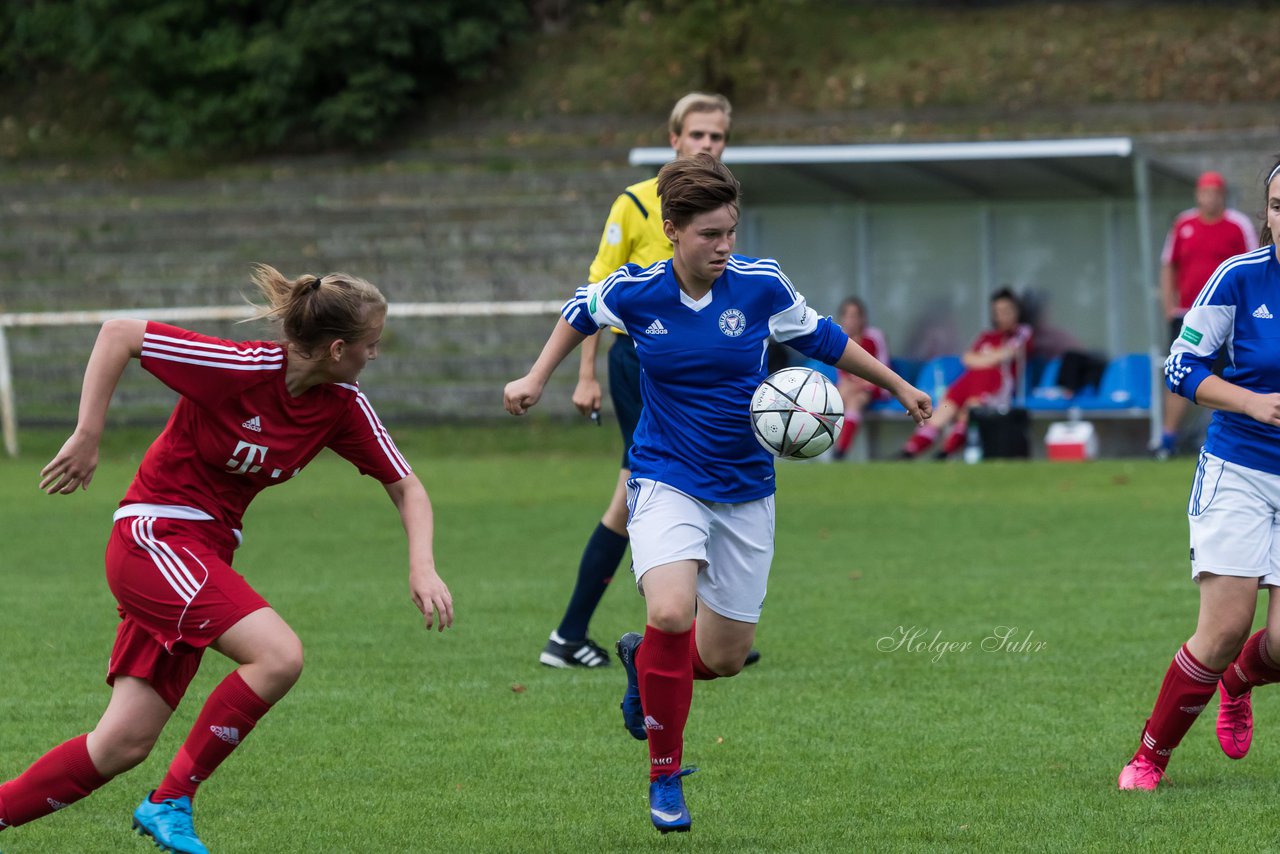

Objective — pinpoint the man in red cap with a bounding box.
[1155,170,1257,458]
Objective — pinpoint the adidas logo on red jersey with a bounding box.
[210,725,241,745]
[242,415,262,432]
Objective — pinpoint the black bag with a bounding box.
[1058,350,1107,395]
[970,406,1031,459]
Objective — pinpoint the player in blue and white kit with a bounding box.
[504,154,931,833]
[1119,159,1280,792]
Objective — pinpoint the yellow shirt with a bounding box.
[587,177,671,285]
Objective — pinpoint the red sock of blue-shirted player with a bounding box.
[690,621,719,681]
[1135,644,1221,769]
[637,624,693,780]
[1222,630,1280,698]
[0,734,107,828]
[152,670,272,803]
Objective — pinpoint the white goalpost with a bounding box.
[0,300,565,457]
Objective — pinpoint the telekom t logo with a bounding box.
[225,440,269,474]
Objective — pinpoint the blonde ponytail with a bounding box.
[246,264,386,356]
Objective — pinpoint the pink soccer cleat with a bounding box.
[1216,682,1254,760]
[1118,756,1165,791]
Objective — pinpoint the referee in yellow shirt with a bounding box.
[540,93,762,669]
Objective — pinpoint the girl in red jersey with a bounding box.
[897,287,1032,460]
[0,266,452,853]
[832,297,891,460]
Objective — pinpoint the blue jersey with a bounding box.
[1166,245,1280,475]
[562,254,849,502]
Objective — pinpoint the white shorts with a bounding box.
[1188,451,1280,585]
[625,478,775,623]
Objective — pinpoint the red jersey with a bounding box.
[1161,208,1256,311]
[972,323,1033,386]
[118,322,411,534]
[837,326,890,394]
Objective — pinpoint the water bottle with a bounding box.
[963,422,983,464]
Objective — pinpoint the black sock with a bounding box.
[556,522,629,641]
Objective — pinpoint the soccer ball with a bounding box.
[750,367,844,459]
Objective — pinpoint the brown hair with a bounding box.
[1261,155,1280,248]
[246,264,386,357]
[668,92,732,139]
[838,296,867,318]
[657,153,741,230]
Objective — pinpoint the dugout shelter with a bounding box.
[631,137,1202,451]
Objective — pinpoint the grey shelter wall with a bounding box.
[741,195,1189,361]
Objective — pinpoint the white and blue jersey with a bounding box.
[562,254,849,503]
[1166,245,1280,475]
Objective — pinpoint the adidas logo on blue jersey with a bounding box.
[1254,304,1273,319]
[645,319,669,335]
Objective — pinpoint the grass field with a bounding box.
[0,426,1274,852]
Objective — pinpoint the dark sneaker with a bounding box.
[617,632,646,740]
[539,631,610,668]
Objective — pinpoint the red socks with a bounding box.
[0,734,107,828]
[1222,629,1280,698]
[1136,644,1222,769]
[834,411,860,457]
[941,423,967,457]
[152,670,272,803]
[902,424,938,457]
[636,625,694,781]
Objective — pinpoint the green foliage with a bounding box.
[0,0,529,153]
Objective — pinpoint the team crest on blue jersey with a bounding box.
[719,308,746,337]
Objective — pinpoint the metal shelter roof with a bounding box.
[628,137,1195,203]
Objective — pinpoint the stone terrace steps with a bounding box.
[1,156,647,312]
[1,149,651,423]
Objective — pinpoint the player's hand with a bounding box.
[503,376,543,416]
[572,378,602,417]
[1244,392,1280,427]
[410,566,453,632]
[39,430,100,494]
[897,384,933,426]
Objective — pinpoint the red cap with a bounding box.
[1197,171,1226,190]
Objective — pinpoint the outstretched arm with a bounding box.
[504,318,589,416]
[384,473,453,632]
[40,318,146,494]
[833,338,932,425]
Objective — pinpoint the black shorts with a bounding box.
[607,332,642,469]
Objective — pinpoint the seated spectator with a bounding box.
[1021,288,1105,399]
[898,287,1032,460]
[1020,289,1083,362]
[832,297,890,460]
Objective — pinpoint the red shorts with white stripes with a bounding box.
[105,516,269,709]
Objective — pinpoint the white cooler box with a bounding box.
[1045,421,1098,461]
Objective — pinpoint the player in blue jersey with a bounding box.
[504,154,931,833]
[540,92,735,671]
[1118,159,1280,792]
